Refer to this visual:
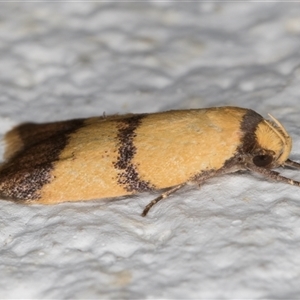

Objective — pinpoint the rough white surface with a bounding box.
[1,2,300,299]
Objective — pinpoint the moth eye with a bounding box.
[253,155,273,167]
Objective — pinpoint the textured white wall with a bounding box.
[1,2,300,299]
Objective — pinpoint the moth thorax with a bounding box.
[254,117,292,167]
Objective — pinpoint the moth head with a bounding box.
[250,114,292,169]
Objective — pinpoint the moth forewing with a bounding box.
[0,106,299,216]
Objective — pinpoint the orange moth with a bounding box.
[1,106,300,216]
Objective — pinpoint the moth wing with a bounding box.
[3,120,84,161]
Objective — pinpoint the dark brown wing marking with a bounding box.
[0,119,85,201]
[113,114,155,193]
[239,109,263,153]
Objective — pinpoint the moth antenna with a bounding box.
[267,113,290,138]
[263,119,286,145]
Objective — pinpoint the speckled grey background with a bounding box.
[1,2,300,299]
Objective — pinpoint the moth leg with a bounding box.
[247,164,300,187]
[285,159,300,169]
[141,183,186,217]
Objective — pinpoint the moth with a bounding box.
[0,106,299,216]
